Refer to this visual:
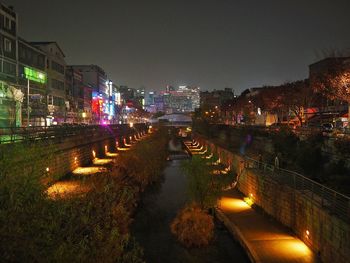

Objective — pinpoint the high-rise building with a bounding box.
[119,86,135,102]
[155,85,200,113]
[70,65,109,123]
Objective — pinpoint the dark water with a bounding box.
[131,160,249,263]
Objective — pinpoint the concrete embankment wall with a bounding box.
[1,124,147,181]
[195,135,350,263]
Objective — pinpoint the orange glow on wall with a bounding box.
[219,197,251,212]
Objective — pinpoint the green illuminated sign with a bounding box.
[24,67,47,84]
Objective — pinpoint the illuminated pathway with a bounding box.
[218,190,318,263]
[185,140,319,263]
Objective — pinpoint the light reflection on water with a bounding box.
[131,160,249,263]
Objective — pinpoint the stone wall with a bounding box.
[1,124,147,182]
[195,135,350,263]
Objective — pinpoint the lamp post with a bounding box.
[27,78,30,127]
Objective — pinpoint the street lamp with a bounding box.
[27,78,30,127]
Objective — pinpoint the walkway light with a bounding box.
[243,196,254,206]
[306,230,310,238]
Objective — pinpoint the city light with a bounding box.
[24,66,47,84]
[2,3,347,263]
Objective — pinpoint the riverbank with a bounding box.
[0,129,168,262]
[131,159,249,263]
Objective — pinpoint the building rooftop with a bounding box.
[30,41,66,57]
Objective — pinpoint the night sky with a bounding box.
[5,0,350,93]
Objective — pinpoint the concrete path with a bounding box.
[217,189,320,263]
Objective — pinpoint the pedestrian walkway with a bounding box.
[184,139,319,263]
[217,189,319,263]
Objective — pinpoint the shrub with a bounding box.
[170,204,214,248]
[0,143,144,263]
[117,129,168,191]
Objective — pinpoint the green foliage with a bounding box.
[182,156,224,210]
[0,142,55,208]
[0,143,145,262]
[118,129,169,191]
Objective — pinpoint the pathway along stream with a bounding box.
[131,159,249,263]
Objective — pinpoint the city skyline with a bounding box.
[5,0,350,93]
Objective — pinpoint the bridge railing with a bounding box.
[244,156,350,223]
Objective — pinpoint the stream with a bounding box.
[131,159,249,263]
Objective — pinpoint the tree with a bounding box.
[312,58,350,103]
[181,156,223,210]
[279,80,315,126]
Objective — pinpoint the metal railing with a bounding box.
[244,156,350,223]
[195,122,350,139]
[0,124,146,144]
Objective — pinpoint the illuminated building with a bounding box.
[0,4,23,128]
[66,66,92,123]
[19,45,47,127]
[30,42,67,124]
[70,65,109,124]
[157,85,200,113]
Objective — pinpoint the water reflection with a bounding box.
[131,160,249,263]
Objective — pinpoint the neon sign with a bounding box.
[24,67,47,84]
